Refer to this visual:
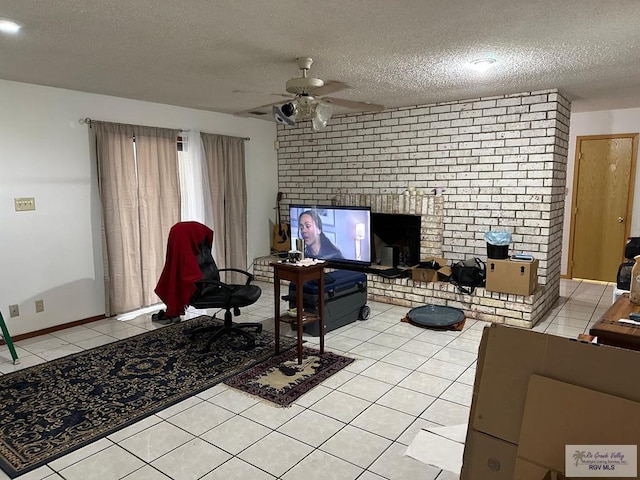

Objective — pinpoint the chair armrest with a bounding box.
[194,278,235,303]
[218,268,255,285]
[194,278,235,292]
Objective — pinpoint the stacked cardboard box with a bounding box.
[461,324,640,479]
[411,257,451,282]
[485,258,538,296]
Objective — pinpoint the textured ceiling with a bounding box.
[1,0,640,119]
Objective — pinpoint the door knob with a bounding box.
[618,217,625,223]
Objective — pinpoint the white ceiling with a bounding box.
[2,0,640,119]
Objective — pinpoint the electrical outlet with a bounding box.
[35,299,44,313]
[9,305,19,317]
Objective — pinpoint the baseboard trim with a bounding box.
[1,314,106,344]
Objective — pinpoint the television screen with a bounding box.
[289,204,371,267]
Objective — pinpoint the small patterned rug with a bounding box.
[225,346,355,407]
[0,316,295,479]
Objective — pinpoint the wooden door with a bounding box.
[569,134,638,282]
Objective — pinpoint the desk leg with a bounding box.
[296,281,304,365]
[274,274,280,355]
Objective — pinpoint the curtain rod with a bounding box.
[79,117,250,141]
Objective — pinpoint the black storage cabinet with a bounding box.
[287,269,369,336]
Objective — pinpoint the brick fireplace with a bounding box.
[255,89,571,328]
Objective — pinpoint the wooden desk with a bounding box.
[271,262,325,364]
[589,293,640,351]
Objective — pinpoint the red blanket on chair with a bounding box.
[154,221,214,316]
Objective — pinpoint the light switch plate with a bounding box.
[14,197,36,211]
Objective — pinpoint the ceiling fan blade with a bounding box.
[322,97,385,112]
[312,81,349,96]
[234,99,287,117]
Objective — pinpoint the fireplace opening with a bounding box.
[371,213,420,267]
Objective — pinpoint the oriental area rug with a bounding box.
[0,316,295,479]
[225,346,355,407]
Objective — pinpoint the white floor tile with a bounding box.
[351,403,415,440]
[380,349,429,370]
[310,390,372,423]
[369,441,441,479]
[121,465,172,479]
[360,361,413,385]
[207,387,259,413]
[199,457,275,480]
[277,409,345,447]
[320,425,392,468]
[440,381,473,407]
[375,385,437,417]
[151,438,231,480]
[337,374,394,402]
[420,398,470,426]
[431,347,477,367]
[167,401,235,436]
[237,431,313,477]
[398,371,453,397]
[240,401,305,429]
[58,444,145,480]
[201,415,271,455]
[417,358,467,380]
[119,422,194,463]
[396,417,443,446]
[281,449,363,480]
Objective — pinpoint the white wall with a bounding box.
[0,80,277,336]
[562,107,640,275]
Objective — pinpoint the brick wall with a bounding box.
[273,89,571,326]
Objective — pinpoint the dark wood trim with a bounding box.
[0,314,106,344]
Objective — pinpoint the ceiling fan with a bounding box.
[237,57,385,130]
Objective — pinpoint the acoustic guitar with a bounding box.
[272,192,291,253]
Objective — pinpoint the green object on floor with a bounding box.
[0,311,19,365]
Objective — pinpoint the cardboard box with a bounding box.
[517,374,640,478]
[461,324,640,480]
[485,258,538,296]
[411,257,451,282]
[462,430,517,480]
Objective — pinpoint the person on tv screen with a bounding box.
[298,210,344,260]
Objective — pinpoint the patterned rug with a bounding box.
[224,346,355,407]
[0,316,295,479]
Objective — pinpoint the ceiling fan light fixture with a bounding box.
[0,17,22,34]
[312,102,334,131]
[468,57,497,72]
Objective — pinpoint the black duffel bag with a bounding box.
[450,257,486,295]
[625,237,640,260]
[617,261,634,290]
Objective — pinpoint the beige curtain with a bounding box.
[134,127,180,306]
[201,133,247,279]
[95,122,179,315]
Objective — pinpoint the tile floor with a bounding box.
[0,278,614,480]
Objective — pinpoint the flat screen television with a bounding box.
[289,204,371,267]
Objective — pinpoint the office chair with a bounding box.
[154,221,263,349]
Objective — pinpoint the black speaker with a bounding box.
[380,246,399,267]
